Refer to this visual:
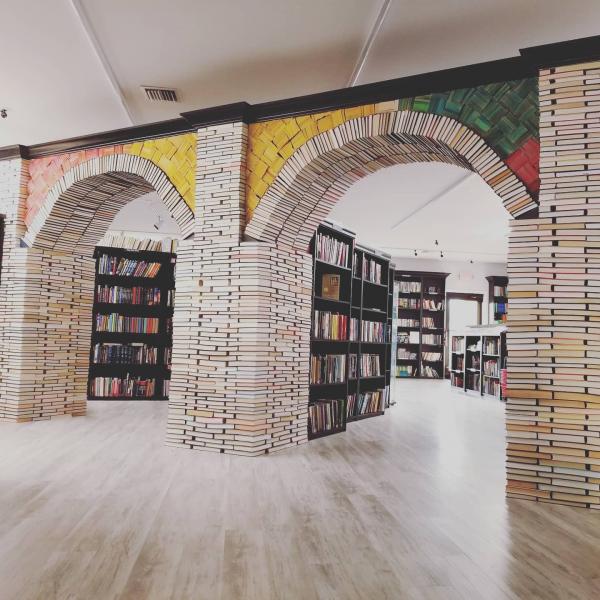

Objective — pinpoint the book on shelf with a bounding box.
[398,318,420,328]
[309,399,345,435]
[422,351,442,362]
[361,320,386,343]
[397,349,417,360]
[398,280,421,294]
[493,285,507,296]
[483,359,499,377]
[96,285,161,305]
[321,274,341,300]
[92,343,158,365]
[313,311,348,340]
[466,372,481,391]
[349,354,358,378]
[316,232,349,268]
[95,314,160,334]
[362,257,382,284]
[360,354,381,377]
[98,255,162,278]
[484,338,500,354]
[89,375,157,398]
[422,316,439,329]
[454,356,464,370]
[101,233,177,253]
[451,337,465,353]
[396,364,415,377]
[398,297,420,309]
[422,333,442,345]
[310,354,346,385]
[422,299,443,310]
[349,318,359,341]
[351,389,385,415]
[421,364,441,378]
[483,378,501,397]
[451,373,464,388]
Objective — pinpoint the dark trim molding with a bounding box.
[520,34,600,69]
[1,35,599,161]
[0,145,29,160]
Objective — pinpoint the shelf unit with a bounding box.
[486,275,508,323]
[450,329,506,400]
[394,271,449,379]
[309,223,393,440]
[88,246,175,400]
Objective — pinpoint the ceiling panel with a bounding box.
[0,0,128,145]
[81,0,380,123]
[328,162,509,263]
[359,0,600,84]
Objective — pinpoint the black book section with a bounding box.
[394,271,449,379]
[450,328,506,400]
[486,275,508,324]
[309,222,394,440]
[88,245,176,400]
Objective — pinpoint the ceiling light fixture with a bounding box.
[414,250,418,257]
[440,251,444,258]
[0,109,7,119]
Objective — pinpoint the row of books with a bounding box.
[308,399,345,435]
[484,339,500,355]
[424,286,441,295]
[483,378,501,397]
[422,317,439,329]
[493,285,507,297]
[421,364,441,378]
[454,356,464,371]
[422,299,443,311]
[451,373,464,388]
[310,354,346,385]
[313,311,348,340]
[470,357,481,370]
[398,331,420,344]
[451,337,465,353]
[398,318,419,328]
[98,255,162,278]
[92,343,159,365]
[95,314,160,334]
[96,285,162,306]
[89,375,158,398]
[361,320,386,343]
[422,352,442,362]
[398,297,420,309]
[349,318,359,341]
[422,333,442,345]
[101,234,177,253]
[396,364,415,377]
[467,372,481,391]
[494,302,507,317]
[347,389,385,416]
[360,354,381,377]
[362,258,383,284]
[398,280,421,294]
[397,349,417,360]
[315,233,349,268]
[483,359,499,377]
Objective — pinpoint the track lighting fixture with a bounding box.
[414,249,418,256]
[440,251,444,258]
[0,109,7,119]
[434,239,439,246]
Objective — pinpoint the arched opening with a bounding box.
[243,110,535,459]
[17,155,194,420]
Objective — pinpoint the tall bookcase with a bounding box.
[309,222,393,440]
[394,271,449,379]
[88,246,175,400]
[450,329,506,400]
[486,275,508,323]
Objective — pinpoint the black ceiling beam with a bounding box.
[1,34,599,161]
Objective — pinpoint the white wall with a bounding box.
[391,256,506,324]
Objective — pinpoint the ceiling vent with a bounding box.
[142,86,179,102]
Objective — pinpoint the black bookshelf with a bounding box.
[486,275,508,323]
[309,223,392,439]
[88,246,175,400]
[394,271,449,379]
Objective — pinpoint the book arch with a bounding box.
[3,155,194,421]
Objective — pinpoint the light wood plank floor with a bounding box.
[1,380,600,600]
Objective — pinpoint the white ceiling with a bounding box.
[1,0,600,146]
[328,162,509,264]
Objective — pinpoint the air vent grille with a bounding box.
[142,86,178,102]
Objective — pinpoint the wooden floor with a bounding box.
[1,381,600,599]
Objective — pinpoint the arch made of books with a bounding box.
[0,155,194,422]
[245,110,537,252]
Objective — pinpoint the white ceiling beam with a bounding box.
[347,0,393,87]
[389,171,475,231]
[69,0,134,125]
